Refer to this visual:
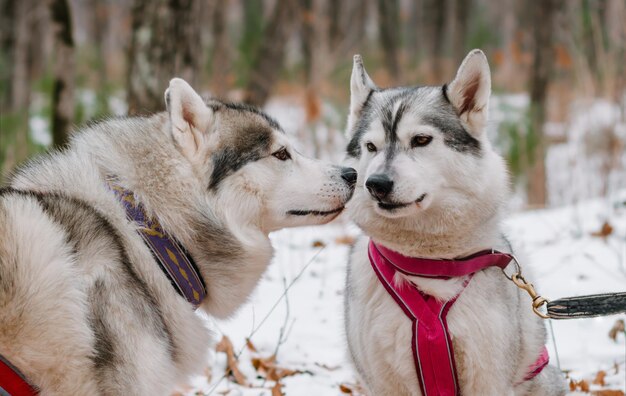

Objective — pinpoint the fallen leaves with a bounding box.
[570,379,590,392]
[592,391,625,396]
[216,336,249,386]
[593,370,606,387]
[335,235,356,245]
[608,319,625,342]
[214,335,312,395]
[569,367,625,396]
[339,382,367,395]
[591,221,613,238]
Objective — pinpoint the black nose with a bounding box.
[340,167,357,187]
[366,174,393,200]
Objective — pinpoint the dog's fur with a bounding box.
[0,79,355,395]
[343,50,566,395]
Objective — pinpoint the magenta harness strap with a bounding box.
[368,241,549,395]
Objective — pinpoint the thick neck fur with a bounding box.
[12,114,273,318]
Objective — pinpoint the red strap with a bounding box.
[368,241,549,394]
[523,347,550,382]
[373,242,514,278]
[369,242,462,396]
[0,357,38,396]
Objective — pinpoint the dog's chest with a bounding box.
[346,240,516,394]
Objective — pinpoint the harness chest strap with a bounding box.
[368,241,549,396]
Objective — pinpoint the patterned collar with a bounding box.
[107,180,206,308]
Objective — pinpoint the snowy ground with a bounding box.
[178,194,626,395]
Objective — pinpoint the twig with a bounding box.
[207,245,326,395]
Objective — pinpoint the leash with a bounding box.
[501,254,626,320]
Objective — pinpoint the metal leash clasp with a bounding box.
[501,254,550,319]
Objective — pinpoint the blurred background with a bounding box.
[1,1,625,394]
[0,0,625,210]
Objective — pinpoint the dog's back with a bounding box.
[0,182,184,394]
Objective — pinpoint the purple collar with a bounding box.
[107,181,206,308]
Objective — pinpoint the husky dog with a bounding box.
[0,78,356,395]
[343,50,565,395]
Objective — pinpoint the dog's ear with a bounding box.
[446,49,491,137]
[348,54,377,135]
[165,78,214,161]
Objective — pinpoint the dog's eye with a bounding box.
[272,147,291,161]
[366,142,377,153]
[411,135,433,148]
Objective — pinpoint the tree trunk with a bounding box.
[378,0,401,82]
[127,0,203,115]
[452,0,471,65]
[210,1,230,97]
[527,0,560,207]
[50,0,75,148]
[423,0,447,81]
[243,0,299,107]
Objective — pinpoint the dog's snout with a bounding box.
[366,174,393,200]
[340,167,357,187]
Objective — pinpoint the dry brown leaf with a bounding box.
[335,235,356,245]
[312,240,326,248]
[271,381,284,396]
[580,380,590,392]
[569,379,577,391]
[339,383,367,394]
[592,391,625,396]
[591,221,613,238]
[608,319,625,342]
[340,383,355,394]
[215,336,249,386]
[593,370,607,386]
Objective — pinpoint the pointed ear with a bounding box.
[347,55,377,135]
[446,49,491,137]
[165,78,214,161]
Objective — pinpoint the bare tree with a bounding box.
[527,0,561,206]
[378,0,401,82]
[209,1,230,98]
[127,0,203,115]
[50,0,75,147]
[423,0,447,82]
[244,0,300,107]
[452,0,471,65]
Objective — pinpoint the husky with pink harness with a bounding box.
[343,50,566,395]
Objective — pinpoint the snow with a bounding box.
[182,194,626,395]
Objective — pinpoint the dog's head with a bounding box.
[165,78,356,233]
[344,50,509,236]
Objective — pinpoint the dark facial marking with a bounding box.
[442,84,450,103]
[422,109,481,155]
[209,125,272,189]
[347,90,377,158]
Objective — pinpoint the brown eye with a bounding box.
[366,142,377,153]
[411,135,433,148]
[272,147,291,161]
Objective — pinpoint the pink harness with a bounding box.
[368,241,549,396]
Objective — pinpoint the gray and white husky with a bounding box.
[343,50,566,395]
[0,78,356,394]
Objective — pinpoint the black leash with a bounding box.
[502,255,626,320]
[546,292,626,319]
